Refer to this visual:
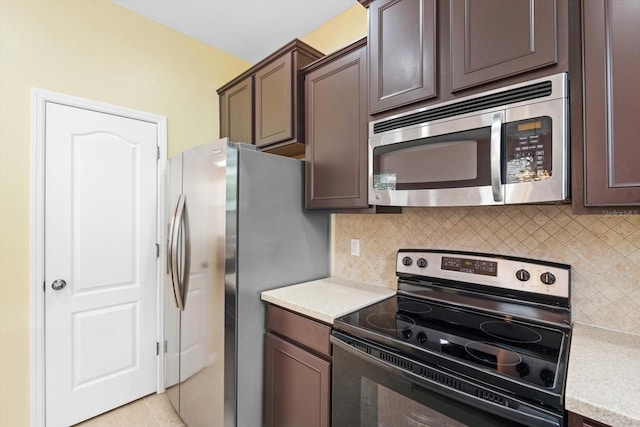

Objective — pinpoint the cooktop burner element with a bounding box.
[333,249,572,423]
[366,312,416,332]
[397,300,432,314]
[480,320,543,343]
[464,341,523,367]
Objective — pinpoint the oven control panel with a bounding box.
[396,250,570,300]
[441,256,498,276]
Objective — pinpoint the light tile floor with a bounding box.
[74,393,185,427]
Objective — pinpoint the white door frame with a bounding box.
[29,88,168,427]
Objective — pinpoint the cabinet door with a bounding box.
[450,0,557,92]
[305,43,368,209]
[581,0,640,206]
[255,53,293,148]
[568,411,611,427]
[369,0,437,114]
[264,332,330,427]
[219,77,253,144]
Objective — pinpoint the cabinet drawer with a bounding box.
[266,304,331,357]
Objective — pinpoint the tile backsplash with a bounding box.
[333,205,640,335]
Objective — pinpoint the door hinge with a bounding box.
[156,244,160,258]
[156,342,160,356]
[157,146,160,160]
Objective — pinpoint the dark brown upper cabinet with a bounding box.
[360,0,569,117]
[368,0,437,114]
[303,38,369,209]
[571,0,640,211]
[254,53,293,148]
[449,0,558,92]
[219,77,253,145]
[217,39,323,157]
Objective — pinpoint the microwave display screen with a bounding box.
[505,117,552,184]
[517,120,542,132]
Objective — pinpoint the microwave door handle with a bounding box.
[491,113,503,202]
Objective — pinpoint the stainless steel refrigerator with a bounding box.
[164,138,330,427]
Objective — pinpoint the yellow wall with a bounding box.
[0,1,249,425]
[0,1,365,425]
[301,4,367,54]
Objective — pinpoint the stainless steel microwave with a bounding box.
[368,73,569,207]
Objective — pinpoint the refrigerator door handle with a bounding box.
[180,197,191,308]
[167,195,182,310]
[169,194,189,311]
[167,200,178,277]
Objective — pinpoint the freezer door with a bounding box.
[178,140,228,427]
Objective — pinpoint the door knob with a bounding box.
[51,279,67,290]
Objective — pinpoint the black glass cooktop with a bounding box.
[334,295,569,390]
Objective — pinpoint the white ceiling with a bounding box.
[110,0,357,64]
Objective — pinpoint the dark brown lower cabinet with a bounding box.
[264,304,331,427]
[568,411,612,427]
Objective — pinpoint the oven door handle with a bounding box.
[330,334,561,427]
[491,112,504,202]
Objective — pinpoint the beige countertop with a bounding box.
[566,323,640,426]
[261,276,394,325]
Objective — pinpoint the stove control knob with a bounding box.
[516,362,530,377]
[515,269,530,282]
[416,332,428,344]
[540,369,555,387]
[402,256,413,266]
[417,258,428,268]
[540,272,556,285]
[401,328,412,340]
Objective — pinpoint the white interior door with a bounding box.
[44,102,158,427]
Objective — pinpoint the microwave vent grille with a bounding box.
[373,80,553,134]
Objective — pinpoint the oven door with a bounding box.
[331,332,563,427]
[368,111,505,207]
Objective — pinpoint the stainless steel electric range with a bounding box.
[331,249,571,427]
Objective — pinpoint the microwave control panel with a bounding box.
[505,116,552,184]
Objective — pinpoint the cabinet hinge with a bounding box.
[164,340,168,353]
[156,342,160,356]
[156,244,160,258]
[157,146,160,160]
[43,281,46,292]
